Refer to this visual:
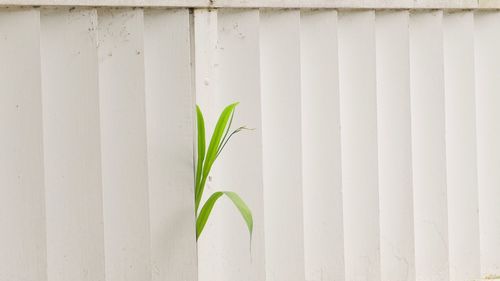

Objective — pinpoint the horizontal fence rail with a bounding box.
[0,4,499,281]
[3,0,500,9]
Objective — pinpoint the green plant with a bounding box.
[195,102,253,241]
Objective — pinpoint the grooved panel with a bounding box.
[40,7,105,281]
[338,10,381,281]
[300,9,345,281]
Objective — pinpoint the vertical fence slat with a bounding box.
[40,8,105,281]
[300,10,345,281]
[475,11,500,278]
[143,8,197,281]
[193,8,223,281]
[210,8,267,281]
[375,10,416,281]
[338,10,381,281]
[443,11,481,281]
[260,9,306,281]
[0,8,47,281]
[193,8,218,125]
[409,11,449,281]
[97,8,152,281]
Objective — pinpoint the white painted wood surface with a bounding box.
[194,8,267,281]
[410,10,450,281]
[144,8,197,281]
[0,0,486,9]
[40,7,105,281]
[338,10,381,281]
[443,11,481,281]
[260,9,306,281]
[300,9,345,281]
[192,8,222,281]
[0,8,47,281]
[1,5,500,281]
[97,8,152,281]
[376,10,416,281]
[213,8,266,281]
[475,11,500,279]
[212,0,478,9]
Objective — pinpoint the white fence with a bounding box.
[0,2,499,281]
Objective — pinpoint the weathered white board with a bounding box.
[193,8,218,126]
[40,7,105,281]
[144,8,198,281]
[0,8,48,281]
[338,10,381,281]
[443,11,481,281]
[192,8,223,281]
[474,11,500,279]
[207,8,267,281]
[97,8,152,281]
[213,0,478,9]
[409,10,449,281]
[260,9,306,281]
[375,10,416,281]
[300,9,345,281]
[0,0,482,9]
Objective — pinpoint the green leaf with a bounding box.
[204,103,239,173]
[196,192,224,240]
[196,191,253,241]
[216,110,235,155]
[195,102,239,211]
[195,105,206,207]
[224,191,253,237]
[216,126,253,158]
